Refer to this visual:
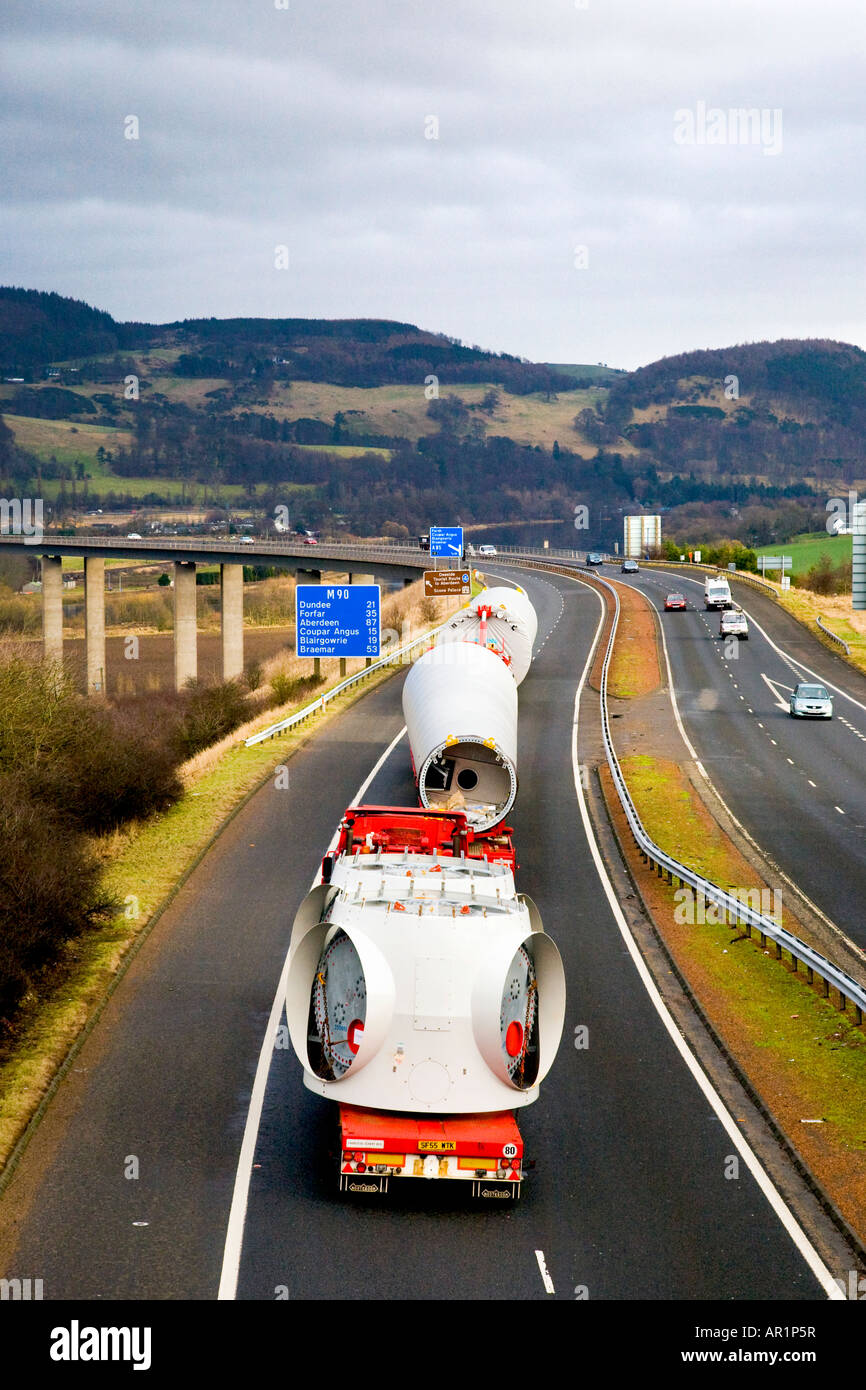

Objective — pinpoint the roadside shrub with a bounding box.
[0,656,182,833]
[0,593,42,635]
[244,660,263,691]
[0,775,117,1027]
[800,555,852,595]
[173,679,249,757]
[270,670,320,705]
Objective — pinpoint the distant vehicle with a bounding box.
[719,610,748,639]
[419,534,430,551]
[303,535,318,545]
[477,543,497,556]
[585,552,604,567]
[240,536,254,544]
[126,532,142,540]
[620,559,639,573]
[664,592,687,610]
[704,576,732,610]
[789,682,833,719]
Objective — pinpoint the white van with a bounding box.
[704,576,732,610]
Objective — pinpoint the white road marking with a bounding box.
[760,673,792,712]
[808,780,817,788]
[835,806,845,815]
[535,1249,556,1295]
[217,724,409,1301]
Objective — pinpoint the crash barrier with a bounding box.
[815,616,852,655]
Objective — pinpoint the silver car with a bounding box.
[719,609,748,639]
[789,682,833,719]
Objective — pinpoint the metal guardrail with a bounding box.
[816,616,852,655]
[488,553,866,1025]
[593,572,866,1025]
[244,621,444,747]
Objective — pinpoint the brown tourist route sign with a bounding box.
[424,569,472,596]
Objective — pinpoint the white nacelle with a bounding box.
[285,850,566,1114]
[436,586,537,686]
[402,642,518,831]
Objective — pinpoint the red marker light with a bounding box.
[505,1020,524,1057]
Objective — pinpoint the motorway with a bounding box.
[615,567,866,958]
[0,566,845,1300]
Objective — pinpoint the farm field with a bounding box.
[245,379,611,450]
[4,372,617,456]
[3,413,316,502]
[755,531,852,575]
[4,626,298,698]
[4,413,132,464]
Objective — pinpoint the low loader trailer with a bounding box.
[285,805,565,1200]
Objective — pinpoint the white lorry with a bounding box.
[704,576,732,610]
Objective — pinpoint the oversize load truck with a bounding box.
[704,575,732,609]
[286,805,566,1199]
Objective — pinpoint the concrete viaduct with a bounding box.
[0,535,429,695]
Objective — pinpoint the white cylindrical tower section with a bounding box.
[435,586,537,685]
[402,642,518,830]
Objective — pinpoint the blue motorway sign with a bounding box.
[296,584,380,658]
[430,526,464,557]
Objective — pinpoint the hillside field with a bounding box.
[755,531,852,575]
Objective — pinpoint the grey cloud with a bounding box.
[0,0,863,366]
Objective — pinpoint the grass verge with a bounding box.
[606,581,662,698]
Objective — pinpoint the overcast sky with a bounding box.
[2,0,864,369]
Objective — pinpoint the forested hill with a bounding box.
[606,339,866,422]
[0,287,570,393]
[2,287,865,547]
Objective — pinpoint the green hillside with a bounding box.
[755,531,852,576]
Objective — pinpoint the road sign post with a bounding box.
[296,584,381,659]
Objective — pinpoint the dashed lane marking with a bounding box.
[535,1250,556,1295]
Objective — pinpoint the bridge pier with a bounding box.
[85,556,106,695]
[174,561,198,690]
[221,563,244,681]
[41,555,64,664]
